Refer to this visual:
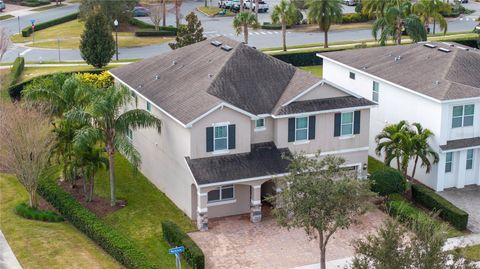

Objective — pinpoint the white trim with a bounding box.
[294,140,310,145]
[254,127,267,132]
[304,146,369,157]
[213,121,231,126]
[213,124,229,152]
[199,173,289,188]
[340,111,354,137]
[197,207,208,213]
[207,199,237,206]
[250,200,261,206]
[339,135,355,140]
[197,192,207,197]
[184,158,199,189]
[272,105,375,119]
[186,102,257,127]
[294,116,309,142]
[253,185,261,189]
[109,71,189,128]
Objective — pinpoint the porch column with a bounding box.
[436,153,446,192]
[457,150,467,189]
[197,191,209,231]
[250,185,262,223]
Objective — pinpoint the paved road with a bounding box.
[1,1,479,62]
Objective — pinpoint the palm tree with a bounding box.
[76,142,108,202]
[306,0,343,48]
[413,0,451,35]
[362,0,393,19]
[233,11,258,44]
[372,0,426,45]
[67,85,161,206]
[410,123,439,180]
[375,120,410,173]
[271,0,298,51]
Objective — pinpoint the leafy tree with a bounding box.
[80,11,115,68]
[362,0,394,19]
[270,154,373,269]
[75,141,108,202]
[79,0,136,23]
[233,11,258,44]
[410,122,439,180]
[306,0,343,48]
[0,102,55,208]
[413,0,451,35]
[375,120,409,173]
[169,12,206,50]
[371,0,426,45]
[271,0,298,51]
[350,218,476,269]
[67,85,162,206]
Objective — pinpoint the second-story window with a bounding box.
[445,152,453,173]
[146,101,152,112]
[255,118,265,129]
[341,112,354,136]
[372,81,379,102]
[452,104,474,128]
[466,149,474,170]
[214,125,228,151]
[126,128,133,142]
[295,117,308,141]
[349,72,356,80]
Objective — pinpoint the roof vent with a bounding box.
[442,42,454,47]
[154,75,159,80]
[221,44,233,51]
[394,56,402,62]
[211,40,222,47]
[435,80,440,85]
[172,60,177,65]
[138,84,142,89]
[438,47,451,53]
[362,66,368,70]
[424,43,437,49]
[208,74,213,78]
[457,46,469,51]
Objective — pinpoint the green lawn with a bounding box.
[0,174,120,269]
[0,14,15,21]
[197,6,235,16]
[95,154,196,268]
[463,245,480,261]
[299,65,323,78]
[368,156,385,175]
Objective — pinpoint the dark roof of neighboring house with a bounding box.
[185,143,291,185]
[440,137,480,151]
[110,37,320,125]
[320,42,480,101]
[276,96,375,115]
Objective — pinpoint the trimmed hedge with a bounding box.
[387,195,434,227]
[129,18,155,29]
[411,184,468,230]
[370,168,406,196]
[162,221,204,269]
[341,13,369,24]
[22,12,78,37]
[261,22,291,30]
[15,202,64,222]
[135,29,177,37]
[272,51,323,66]
[20,0,50,7]
[37,179,157,269]
[9,57,25,86]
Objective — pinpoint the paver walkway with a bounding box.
[439,186,480,233]
[0,230,22,269]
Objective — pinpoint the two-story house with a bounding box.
[109,37,375,231]
[319,42,480,192]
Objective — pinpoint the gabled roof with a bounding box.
[276,96,375,116]
[110,37,321,125]
[320,42,480,101]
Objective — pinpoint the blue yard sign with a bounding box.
[30,19,35,25]
[169,246,185,269]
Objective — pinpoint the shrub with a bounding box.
[75,71,113,88]
[370,168,406,196]
[129,18,155,29]
[162,220,204,269]
[341,13,369,24]
[22,13,78,37]
[9,57,25,86]
[20,0,50,7]
[15,202,64,222]
[37,180,157,269]
[411,184,468,230]
[261,22,291,30]
[387,199,433,227]
[135,30,177,37]
[272,51,323,66]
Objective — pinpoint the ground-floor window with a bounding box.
[445,152,453,173]
[466,149,474,170]
[208,185,235,203]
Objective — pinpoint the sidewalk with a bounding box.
[0,230,23,269]
[1,2,70,18]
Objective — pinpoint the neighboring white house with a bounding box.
[319,42,480,191]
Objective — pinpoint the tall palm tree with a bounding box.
[67,85,161,206]
[372,0,426,45]
[233,11,258,44]
[410,123,439,180]
[271,0,298,51]
[413,0,450,35]
[76,142,108,202]
[375,120,410,172]
[362,0,393,19]
[306,0,343,48]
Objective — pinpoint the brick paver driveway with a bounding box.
[439,185,480,233]
[189,208,387,269]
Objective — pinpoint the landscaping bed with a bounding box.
[197,6,235,17]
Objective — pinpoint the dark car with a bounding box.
[133,6,150,17]
[0,0,6,12]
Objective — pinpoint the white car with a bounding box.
[344,0,356,6]
[218,0,233,9]
[243,0,269,12]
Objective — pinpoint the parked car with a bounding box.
[454,0,468,3]
[0,0,6,12]
[133,6,150,17]
[231,0,241,12]
[243,0,269,12]
[344,0,356,6]
[218,0,233,9]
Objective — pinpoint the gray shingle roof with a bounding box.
[320,42,480,101]
[277,96,375,115]
[185,142,291,185]
[110,37,321,124]
[440,137,480,151]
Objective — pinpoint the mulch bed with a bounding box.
[58,180,125,218]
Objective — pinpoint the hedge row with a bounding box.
[9,69,104,100]
[387,194,435,227]
[135,29,177,37]
[272,51,324,66]
[9,57,25,87]
[341,13,369,24]
[162,220,204,269]
[22,12,78,37]
[15,202,64,222]
[129,18,155,29]
[20,0,50,7]
[261,22,291,30]
[411,184,468,230]
[37,179,156,269]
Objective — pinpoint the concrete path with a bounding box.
[439,185,480,234]
[0,230,23,269]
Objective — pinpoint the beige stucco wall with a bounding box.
[297,83,348,101]
[274,109,371,155]
[205,184,251,218]
[127,92,196,218]
[190,106,252,159]
[251,117,274,144]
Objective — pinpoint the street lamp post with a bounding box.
[114,19,119,61]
